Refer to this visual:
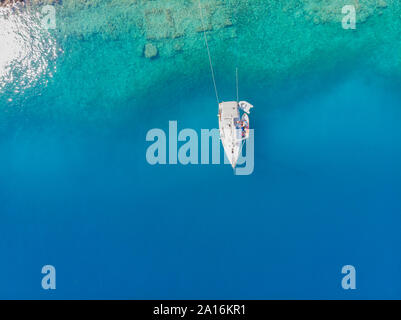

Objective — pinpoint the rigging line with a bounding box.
[198,0,220,105]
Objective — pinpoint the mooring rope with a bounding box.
[198,0,220,105]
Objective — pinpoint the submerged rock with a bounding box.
[302,0,389,24]
[378,0,388,8]
[144,43,158,59]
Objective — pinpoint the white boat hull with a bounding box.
[218,101,243,168]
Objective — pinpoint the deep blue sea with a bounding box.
[0,2,400,299]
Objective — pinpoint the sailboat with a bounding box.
[198,0,254,169]
[219,99,253,168]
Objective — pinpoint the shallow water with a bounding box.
[0,1,400,299]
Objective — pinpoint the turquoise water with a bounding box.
[0,0,401,299]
